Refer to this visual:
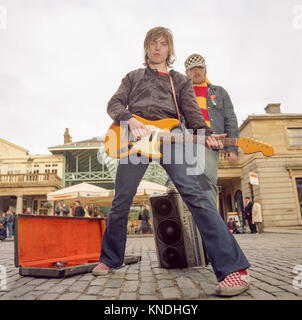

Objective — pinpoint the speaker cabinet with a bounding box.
[149,192,208,269]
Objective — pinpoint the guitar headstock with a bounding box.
[238,137,274,157]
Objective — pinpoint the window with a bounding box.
[7,170,20,174]
[287,128,302,147]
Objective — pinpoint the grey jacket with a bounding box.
[107,66,213,136]
[206,84,239,154]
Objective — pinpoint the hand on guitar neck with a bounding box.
[207,134,238,164]
[206,133,227,150]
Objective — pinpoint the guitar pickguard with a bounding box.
[130,125,166,158]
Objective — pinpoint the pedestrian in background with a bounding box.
[252,199,263,234]
[84,205,93,217]
[0,223,7,241]
[55,200,69,216]
[0,212,6,225]
[74,201,85,217]
[5,210,14,238]
[244,197,257,234]
[227,218,238,234]
[136,204,153,234]
[25,207,32,215]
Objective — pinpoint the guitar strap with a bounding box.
[168,74,182,122]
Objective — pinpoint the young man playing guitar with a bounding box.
[93,26,251,297]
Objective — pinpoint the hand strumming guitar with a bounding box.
[127,117,149,140]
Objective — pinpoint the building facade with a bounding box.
[217,104,302,227]
[0,138,63,214]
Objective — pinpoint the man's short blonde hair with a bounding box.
[143,26,175,68]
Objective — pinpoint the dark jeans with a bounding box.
[99,139,250,282]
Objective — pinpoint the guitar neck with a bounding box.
[159,133,238,146]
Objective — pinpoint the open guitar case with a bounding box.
[14,215,141,278]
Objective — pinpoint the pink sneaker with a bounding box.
[215,269,250,296]
[92,262,111,276]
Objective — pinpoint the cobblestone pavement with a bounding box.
[0,231,302,300]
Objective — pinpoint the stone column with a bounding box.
[16,195,23,214]
[0,198,4,213]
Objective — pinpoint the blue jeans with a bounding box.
[99,136,250,282]
[7,221,13,238]
[167,133,219,208]
[137,220,153,234]
[195,147,219,208]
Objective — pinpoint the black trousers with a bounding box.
[247,215,257,233]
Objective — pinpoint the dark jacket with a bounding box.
[0,227,7,240]
[244,202,254,219]
[107,67,213,136]
[206,84,239,154]
[74,206,85,217]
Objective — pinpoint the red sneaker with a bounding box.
[215,269,250,297]
[92,262,111,276]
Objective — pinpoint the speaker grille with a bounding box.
[162,247,183,267]
[157,220,182,245]
[150,193,207,269]
[153,197,174,217]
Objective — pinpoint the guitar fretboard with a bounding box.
[158,132,238,146]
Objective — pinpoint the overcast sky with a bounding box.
[0,0,302,155]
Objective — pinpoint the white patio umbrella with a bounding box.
[47,182,113,203]
[135,180,167,196]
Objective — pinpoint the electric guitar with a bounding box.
[104,115,274,159]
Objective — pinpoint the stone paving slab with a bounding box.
[0,232,302,300]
